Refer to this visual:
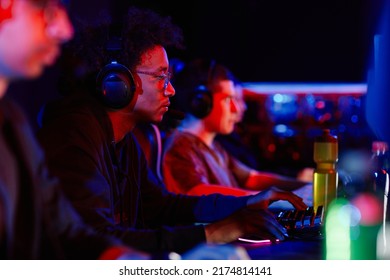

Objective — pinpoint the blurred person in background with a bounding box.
[215,78,261,170]
[163,58,312,197]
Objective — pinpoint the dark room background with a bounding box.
[8,0,384,173]
[67,0,375,82]
[10,0,377,121]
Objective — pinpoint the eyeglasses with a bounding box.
[44,1,66,23]
[136,70,172,91]
[31,0,65,24]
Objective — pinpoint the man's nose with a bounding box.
[164,82,175,97]
[46,7,74,43]
[231,99,238,112]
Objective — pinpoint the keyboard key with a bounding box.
[313,206,324,226]
[294,210,305,228]
[277,206,325,240]
[303,207,314,227]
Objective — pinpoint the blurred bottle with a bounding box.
[369,141,390,223]
[325,193,382,260]
[324,197,351,260]
[350,193,382,260]
[377,222,390,259]
[313,129,338,212]
[370,141,389,192]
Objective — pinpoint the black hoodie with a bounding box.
[0,97,125,259]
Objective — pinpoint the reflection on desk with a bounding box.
[238,239,323,260]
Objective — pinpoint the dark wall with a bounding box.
[128,0,373,82]
[10,0,379,131]
[67,0,374,82]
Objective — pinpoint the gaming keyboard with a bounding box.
[275,205,324,240]
[238,206,324,243]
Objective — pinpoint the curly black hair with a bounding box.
[58,6,184,96]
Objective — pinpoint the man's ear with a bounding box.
[0,0,14,24]
[132,73,142,95]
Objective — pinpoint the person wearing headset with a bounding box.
[0,0,148,259]
[163,58,312,197]
[37,6,307,256]
[214,78,262,170]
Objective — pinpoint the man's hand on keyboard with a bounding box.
[204,208,288,244]
[246,186,308,210]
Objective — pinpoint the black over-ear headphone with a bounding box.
[190,85,213,119]
[96,61,136,109]
[189,60,216,119]
[95,3,136,109]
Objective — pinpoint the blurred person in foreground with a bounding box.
[37,6,307,256]
[0,0,150,259]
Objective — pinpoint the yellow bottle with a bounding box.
[313,129,338,213]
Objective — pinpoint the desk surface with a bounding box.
[238,238,323,260]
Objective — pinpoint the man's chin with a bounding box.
[221,129,234,135]
[23,67,45,79]
[154,115,164,123]
[143,115,163,124]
